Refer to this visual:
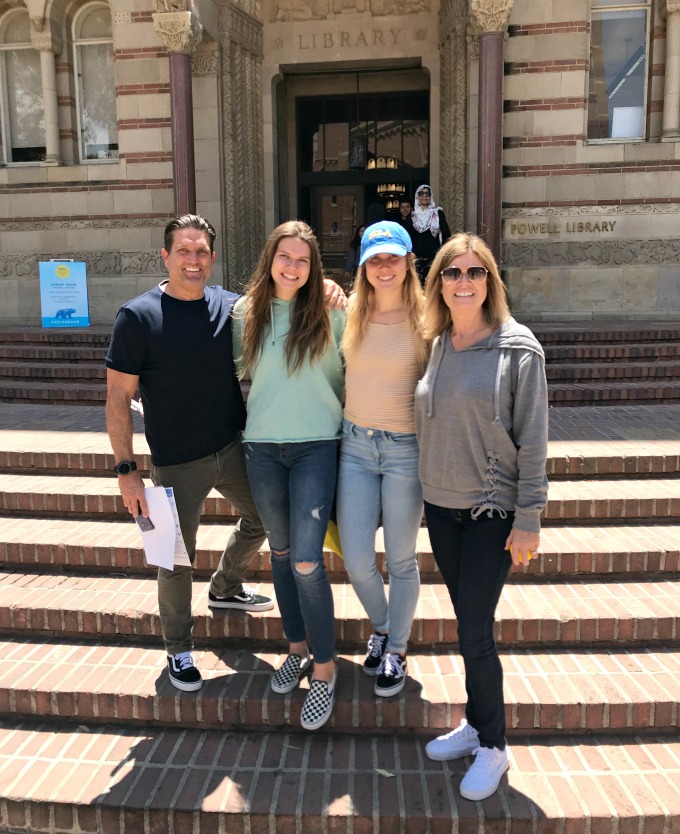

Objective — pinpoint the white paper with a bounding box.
[138,486,191,569]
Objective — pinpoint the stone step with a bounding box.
[1,721,678,834]
[545,342,680,363]
[0,361,106,381]
[0,380,106,404]
[2,639,678,735]
[546,361,680,382]
[2,473,679,524]
[1,517,678,582]
[0,345,108,362]
[529,322,680,344]
[1,572,676,649]
[549,380,680,406]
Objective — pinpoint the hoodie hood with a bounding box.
[425,318,544,422]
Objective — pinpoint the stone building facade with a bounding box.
[0,0,678,324]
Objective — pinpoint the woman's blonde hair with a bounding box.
[342,253,428,368]
[422,232,510,341]
[238,221,331,377]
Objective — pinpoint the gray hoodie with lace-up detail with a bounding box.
[414,318,548,533]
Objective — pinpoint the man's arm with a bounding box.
[106,368,149,517]
[322,277,347,310]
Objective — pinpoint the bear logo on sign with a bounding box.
[55,308,76,319]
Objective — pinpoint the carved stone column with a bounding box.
[219,2,264,291]
[470,0,513,264]
[438,0,469,234]
[31,24,61,166]
[153,8,203,215]
[662,0,680,141]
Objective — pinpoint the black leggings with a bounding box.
[424,503,513,749]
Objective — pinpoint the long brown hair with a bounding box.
[422,233,510,341]
[238,221,331,377]
[342,254,428,368]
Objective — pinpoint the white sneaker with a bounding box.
[425,719,479,761]
[459,746,510,801]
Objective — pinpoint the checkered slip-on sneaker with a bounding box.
[300,669,337,731]
[271,653,312,694]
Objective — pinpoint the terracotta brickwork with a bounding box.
[0,0,678,325]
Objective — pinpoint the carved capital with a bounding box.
[153,10,203,54]
[664,0,680,16]
[470,0,513,33]
[30,17,61,53]
[192,48,219,74]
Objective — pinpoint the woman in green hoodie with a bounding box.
[414,233,548,802]
[232,221,345,732]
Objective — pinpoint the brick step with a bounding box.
[6,441,680,480]
[0,362,106,381]
[546,361,680,382]
[1,721,679,834]
[2,473,679,524]
[0,327,111,346]
[2,639,678,735]
[0,345,108,362]
[549,380,680,406]
[0,380,106,404]
[529,323,680,344]
[1,572,676,649]
[2,517,679,581]
[545,342,680,363]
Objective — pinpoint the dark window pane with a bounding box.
[588,9,646,139]
[298,98,325,171]
[402,120,428,168]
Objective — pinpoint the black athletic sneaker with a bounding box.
[362,632,388,676]
[208,586,274,611]
[167,651,203,692]
[374,653,407,697]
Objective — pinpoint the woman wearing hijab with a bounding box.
[410,184,451,284]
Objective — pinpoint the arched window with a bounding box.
[73,3,117,161]
[0,10,45,163]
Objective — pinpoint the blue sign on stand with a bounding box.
[39,261,90,328]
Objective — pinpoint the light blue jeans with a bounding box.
[336,419,422,655]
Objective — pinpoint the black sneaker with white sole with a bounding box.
[167,651,203,692]
[208,586,274,611]
[362,631,388,676]
[374,652,406,697]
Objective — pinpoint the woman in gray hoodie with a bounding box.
[414,232,548,802]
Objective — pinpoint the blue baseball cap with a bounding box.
[359,221,413,266]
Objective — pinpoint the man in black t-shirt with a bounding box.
[106,215,274,693]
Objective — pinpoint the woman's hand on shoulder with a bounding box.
[505,527,540,568]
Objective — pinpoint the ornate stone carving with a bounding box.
[0,254,40,279]
[113,12,132,24]
[470,0,513,33]
[502,204,680,218]
[192,49,219,74]
[219,3,265,289]
[268,0,430,20]
[370,0,430,13]
[438,0,468,234]
[122,252,165,274]
[153,10,203,54]
[156,0,193,12]
[270,0,327,21]
[503,239,680,269]
[664,0,680,17]
[0,219,167,233]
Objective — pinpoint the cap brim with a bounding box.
[359,242,410,266]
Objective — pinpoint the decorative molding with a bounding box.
[220,4,263,54]
[665,0,680,16]
[0,251,166,278]
[466,19,482,59]
[438,0,468,233]
[113,12,133,24]
[503,239,680,269]
[0,219,167,233]
[268,0,429,21]
[152,10,203,54]
[470,0,514,33]
[156,0,193,12]
[192,49,219,74]
[502,204,680,218]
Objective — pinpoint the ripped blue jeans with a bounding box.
[244,440,338,663]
